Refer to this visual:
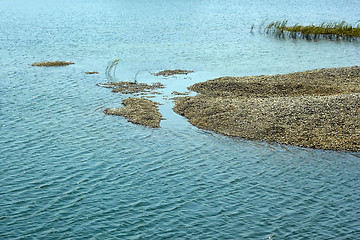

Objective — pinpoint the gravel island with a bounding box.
[173,66,360,152]
[105,98,162,128]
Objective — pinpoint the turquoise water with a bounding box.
[1,0,360,239]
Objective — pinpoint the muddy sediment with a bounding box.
[173,66,360,152]
[105,97,162,128]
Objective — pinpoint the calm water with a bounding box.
[1,0,360,239]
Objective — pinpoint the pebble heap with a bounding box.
[174,66,360,152]
[104,98,162,128]
[97,81,164,95]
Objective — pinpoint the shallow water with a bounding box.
[1,0,360,239]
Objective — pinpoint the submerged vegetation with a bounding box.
[106,59,120,75]
[105,59,120,81]
[31,61,74,67]
[263,20,360,40]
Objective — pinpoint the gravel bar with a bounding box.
[105,97,162,128]
[173,66,360,152]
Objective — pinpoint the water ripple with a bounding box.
[1,0,360,239]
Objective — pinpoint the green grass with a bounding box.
[263,20,360,40]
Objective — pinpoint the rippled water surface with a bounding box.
[1,0,360,239]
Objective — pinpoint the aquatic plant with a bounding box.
[263,20,360,41]
[105,59,120,81]
[31,61,74,67]
[250,24,255,33]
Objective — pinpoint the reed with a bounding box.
[105,59,120,81]
[106,59,120,75]
[263,20,360,41]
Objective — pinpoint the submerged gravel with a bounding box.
[174,66,360,152]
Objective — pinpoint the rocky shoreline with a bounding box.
[174,66,360,152]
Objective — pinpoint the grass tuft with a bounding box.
[106,59,120,75]
[263,20,360,41]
